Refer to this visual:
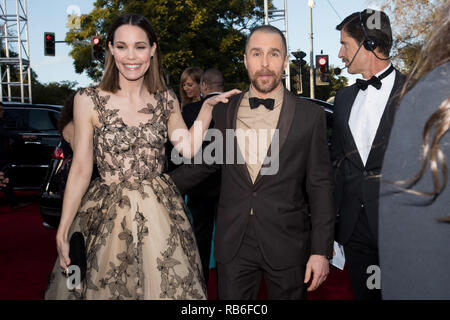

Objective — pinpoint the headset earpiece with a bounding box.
[359,11,378,52]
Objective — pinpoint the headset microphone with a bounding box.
[334,42,363,75]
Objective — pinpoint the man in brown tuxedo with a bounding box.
[170,25,335,299]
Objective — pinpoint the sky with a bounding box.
[4,0,379,89]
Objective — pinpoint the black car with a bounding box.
[302,97,334,143]
[1,102,62,190]
[40,141,66,228]
[39,98,333,228]
[40,143,100,228]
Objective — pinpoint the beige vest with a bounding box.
[236,85,284,183]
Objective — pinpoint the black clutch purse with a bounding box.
[69,232,87,281]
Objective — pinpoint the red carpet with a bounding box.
[0,192,353,300]
[0,191,57,300]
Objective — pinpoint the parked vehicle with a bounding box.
[40,142,99,228]
[1,102,62,190]
[302,97,334,143]
[40,141,66,228]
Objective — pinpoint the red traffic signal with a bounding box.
[91,36,104,61]
[318,57,327,66]
[44,32,55,56]
[315,54,330,86]
[92,36,101,46]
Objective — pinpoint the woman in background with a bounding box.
[179,67,202,108]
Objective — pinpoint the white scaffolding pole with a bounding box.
[0,0,32,102]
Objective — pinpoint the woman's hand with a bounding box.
[56,233,71,275]
[167,88,241,159]
[203,89,242,108]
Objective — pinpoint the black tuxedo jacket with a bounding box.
[170,88,335,270]
[331,69,406,245]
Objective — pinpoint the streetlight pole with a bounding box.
[309,0,315,99]
[283,0,290,91]
[264,0,269,25]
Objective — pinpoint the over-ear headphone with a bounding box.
[359,11,378,51]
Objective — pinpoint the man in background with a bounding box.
[178,68,224,285]
[331,9,406,300]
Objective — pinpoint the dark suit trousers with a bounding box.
[344,206,381,300]
[187,195,218,285]
[217,217,306,300]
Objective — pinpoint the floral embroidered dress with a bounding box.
[44,87,206,300]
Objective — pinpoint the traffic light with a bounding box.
[315,54,330,86]
[91,36,104,61]
[292,50,307,73]
[291,74,303,95]
[44,32,55,56]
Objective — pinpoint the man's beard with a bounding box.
[250,69,283,94]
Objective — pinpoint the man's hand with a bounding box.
[304,254,329,292]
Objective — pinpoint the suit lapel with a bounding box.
[341,85,365,170]
[253,88,295,186]
[227,90,253,185]
[366,70,405,168]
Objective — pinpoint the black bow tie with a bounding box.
[249,97,275,110]
[356,64,395,91]
[356,76,382,90]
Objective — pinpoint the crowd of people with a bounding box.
[2,2,448,300]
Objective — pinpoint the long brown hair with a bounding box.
[58,93,75,135]
[99,13,167,94]
[391,3,450,216]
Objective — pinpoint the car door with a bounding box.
[26,108,60,188]
[3,107,60,189]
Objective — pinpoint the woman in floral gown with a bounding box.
[44,13,238,300]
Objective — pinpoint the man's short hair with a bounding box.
[201,68,224,91]
[245,25,287,57]
[336,9,393,57]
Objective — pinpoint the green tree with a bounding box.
[66,0,273,90]
[32,80,77,105]
[371,0,442,73]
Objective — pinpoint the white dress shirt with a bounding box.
[348,63,396,166]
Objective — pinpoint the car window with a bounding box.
[28,110,59,133]
[3,109,29,130]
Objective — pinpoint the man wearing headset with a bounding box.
[331,9,405,300]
